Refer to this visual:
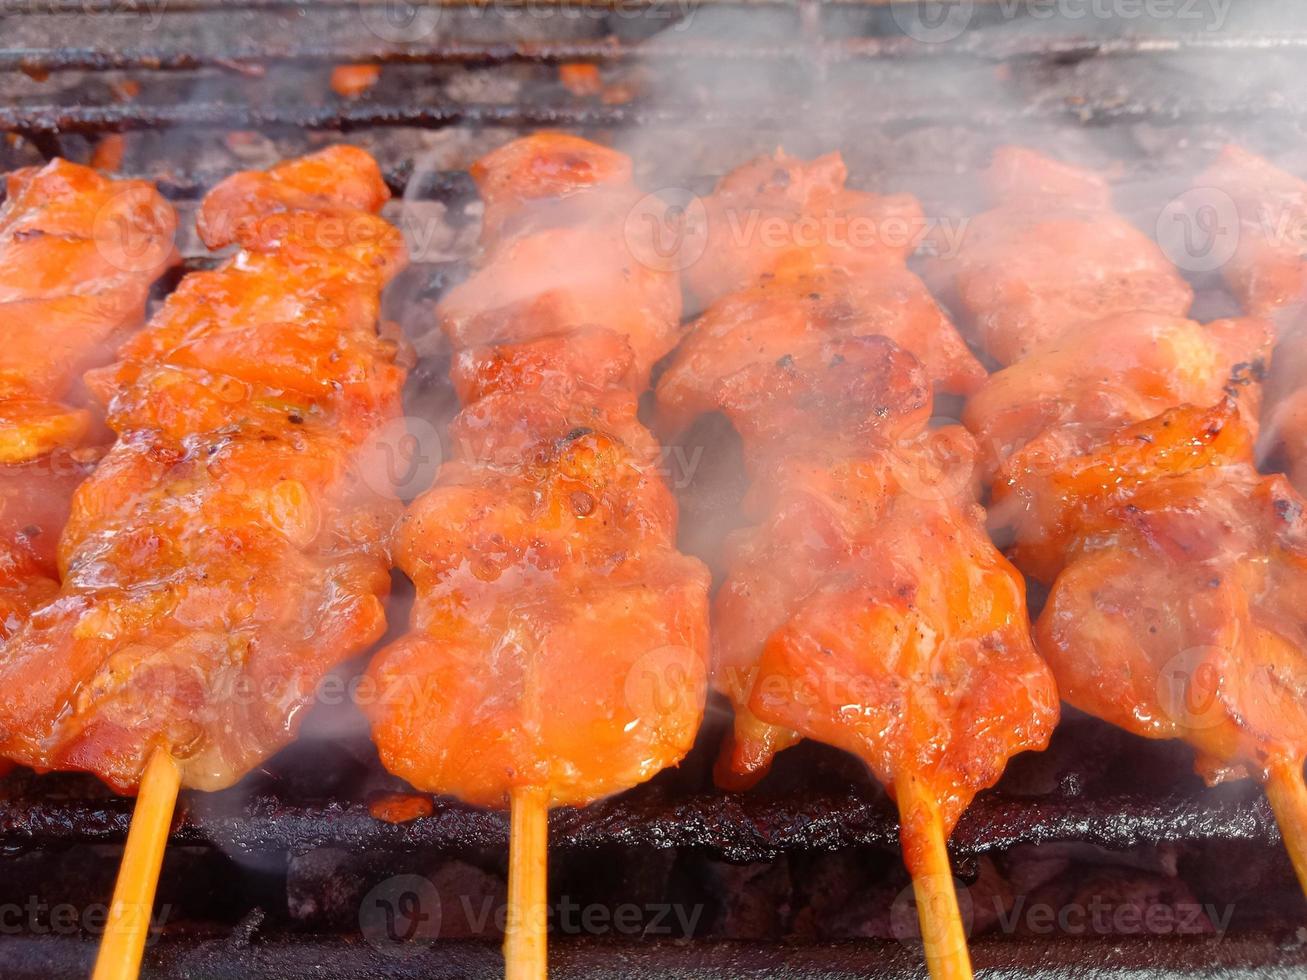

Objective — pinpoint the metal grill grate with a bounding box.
[3,1,1307,977]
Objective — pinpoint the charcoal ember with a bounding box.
[551,847,679,921]
[962,857,1017,939]
[1016,866,1215,938]
[1189,839,1307,930]
[286,848,372,929]
[788,849,902,940]
[698,858,792,939]
[428,860,506,940]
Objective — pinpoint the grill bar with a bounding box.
[0,781,1280,862]
[8,932,1307,980]
[7,32,1307,74]
[5,92,1305,138]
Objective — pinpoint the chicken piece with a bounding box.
[692,334,1058,841]
[1038,463,1307,787]
[926,146,1193,365]
[1197,146,1307,494]
[0,147,408,793]
[681,149,930,309]
[964,311,1269,478]
[656,263,983,439]
[946,147,1307,863]
[0,160,176,640]
[438,135,681,387]
[367,133,711,809]
[993,400,1257,584]
[1198,144,1307,321]
[964,311,1271,579]
[653,149,1053,808]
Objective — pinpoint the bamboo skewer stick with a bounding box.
[505,785,549,980]
[92,749,181,980]
[896,774,974,980]
[1265,759,1307,901]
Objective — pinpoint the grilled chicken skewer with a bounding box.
[365,133,711,980]
[0,147,409,978]
[0,160,177,642]
[656,150,1059,980]
[935,146,1307,898]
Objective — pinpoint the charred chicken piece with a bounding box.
[367,133,711,810]
[0,160,177,641]
[0,147,408,793]
[1039,461,1307,788]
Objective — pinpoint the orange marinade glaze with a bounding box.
[654,149,1058,859]
[0,160,177,643]
[1198,145,1307,496]
[0,146,409,794]
[941,147,1307,787]
[366,133,711,810]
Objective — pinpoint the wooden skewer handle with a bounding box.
[1266,759,1307,903]
[896,775,974,980]
[92,749,181,980]
[504,785,549,980]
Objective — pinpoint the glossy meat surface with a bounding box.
[367,133,711,809]
[657,150,984,435]
[1039,463,1307,785]
[949,146,1307,789]
[1199,146,1307,494]
[1199,144,1307,320]
[681,150,927,310]
[0,147,407,792]
[704,337,1057,832]
[965,312,1271,579]
[926,146,1193,365]
[655,147,1056,837]
[0,161,176,641]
